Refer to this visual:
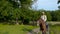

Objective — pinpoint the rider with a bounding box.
[40,12,48,30]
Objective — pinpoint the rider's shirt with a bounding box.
[41,15,47,22]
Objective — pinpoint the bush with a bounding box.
[23,18,30,25]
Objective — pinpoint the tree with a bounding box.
[55,10,60,21]
[7,0,37,9]
[58,0,60,9]
[58,6,60,9]
[58,0,60,4]
[46,11,52,21]
[0,0,14,21]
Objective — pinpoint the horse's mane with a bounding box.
[37,17,43,22]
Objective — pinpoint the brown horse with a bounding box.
[37,18,46,34]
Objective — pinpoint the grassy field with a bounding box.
[0,23,60,34]
[49,24,60,34]
[0,24,37,34]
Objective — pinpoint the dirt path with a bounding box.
[27,27,49,34]
[27,28,41,34]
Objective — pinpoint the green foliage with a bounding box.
[46,11,52,21]
[50,10,60,21]
[23,17,30,24]
[55,10,60,21]
[58,0,60,4]
[0,0,36,24]
[0,0,60,24]
[57,0,60,9]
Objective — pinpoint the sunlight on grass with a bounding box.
[0,24,37,34]
[0,24,60,34]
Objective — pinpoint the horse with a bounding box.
[37,18,46,34]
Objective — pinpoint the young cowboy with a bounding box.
[40,12,49,34]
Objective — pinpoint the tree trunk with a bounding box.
[16,17,19,25]
[33,19,34,26]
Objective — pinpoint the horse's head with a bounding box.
[38,18,45,25]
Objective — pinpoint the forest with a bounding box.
[0,0,60,24]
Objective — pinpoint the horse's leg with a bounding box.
[42,27,46,34]
[42,30,46,34]
[46,24,49,34]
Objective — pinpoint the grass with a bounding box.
[0,23,60,34]
[48,24,60,34]
[0,24,37,34]
[38,24,60,34]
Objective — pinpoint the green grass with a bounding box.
[38,24,60,34]
[0,23,60,34]
[49,24,60,34]
[0,24,37,34]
